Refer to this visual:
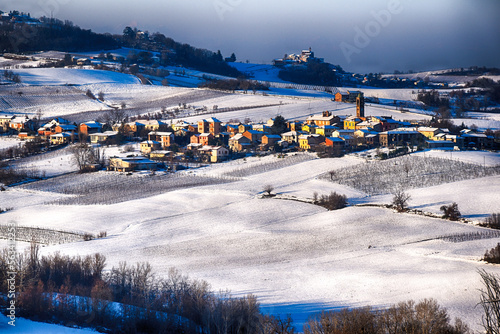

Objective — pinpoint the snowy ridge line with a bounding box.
[223,153,315,178]
[0,224,86,245]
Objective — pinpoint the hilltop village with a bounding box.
[1,91,495,173]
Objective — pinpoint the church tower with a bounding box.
[356,93,365,118]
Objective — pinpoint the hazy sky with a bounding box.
[5,0,500,73]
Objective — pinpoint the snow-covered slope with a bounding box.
[2,153,499,331]
[14,68,140,86]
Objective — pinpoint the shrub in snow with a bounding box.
[481,213,500,229]
[304,299,470,334]
[483,244,500,264]
[440,202,461,221]
[316,192,348,211]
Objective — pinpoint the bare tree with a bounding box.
[71,144,105,172]
[328,170,336,181]
[479,270,500,334]
[97,91,105,101]
[103,108,126,125]
[392,189,411,212]
[263,184,274,196]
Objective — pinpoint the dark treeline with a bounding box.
[278,62,338,86]
[0,17,118,53]
[0,245,261,333]
[0,244,473,333]
[0,11,242,78]
[199,78,269,92]
[124,29,242,78]
[416,89,450,108]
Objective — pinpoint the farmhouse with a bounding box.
[298,134,324,150]
[140,140,161,154]
[229,133,252,152]
[90,131,118,145]
[108,157,157,172]
[148,131,174,149]
[9,116,33,132]
[79,121,102,136]
[379,129,424,147]
[49,132,72,145]
[306,111,339,126]
[281,130,305,143]
[0,114,14,132]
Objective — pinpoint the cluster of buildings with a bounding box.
[1,94,497,172]
[273,48,324,67]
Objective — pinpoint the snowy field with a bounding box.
[2,152,500,331]
[13,68,140,86]
[1,65,499,332]
[0,314,96,333]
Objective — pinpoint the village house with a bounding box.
[287,120,303,131]
[90,131,118,145]
[379,129,424,147]
[171,120,191,132]
[243,130,265,144]
[461,131,495,150]
[302,124,317,133]
[116,121,146,137]
[281,130,305,144]
[148,131,174,149]
[198,145,230,163]
[355,120,382,132]
[190,134,201,144]
[9,116,34,132]
[79,121,102,136]
[229,133,252,152]
[225,124,240,136]
[49,132,72,145]
[55,123,77,135]
[344,116,365,130]
[238,124,252,133]
[306,111,339,126]
[325,136,346,155]
[259,134,282,151]
[0,114,14,133]
[315,125,338,137]
[136,119,168,132]
[149,150,174,161]
[347,90,363,103]
[417,127,442,140]
[354,129,379,146]
[334,92,349,102]
[298,134,324,150]
[199,133,214,146]
[198,117,221,134]
[252,124,271,132]
[140,140,161,154]
[108,157,157,172]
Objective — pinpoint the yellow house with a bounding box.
[298,134,324,150]
[343,116,364,130]
[417,127,441,139]
[302,124,318,133]
[315,125,337,137]
[49,132,72,145]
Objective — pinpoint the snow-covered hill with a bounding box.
[1,152,499,331]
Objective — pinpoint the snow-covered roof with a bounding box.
[149,131,173,136]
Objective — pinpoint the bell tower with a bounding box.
[356,93,365,118]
